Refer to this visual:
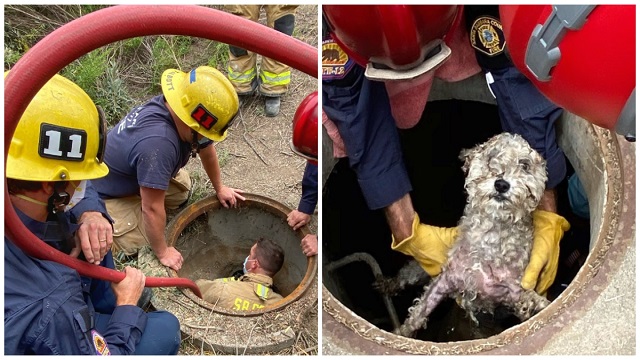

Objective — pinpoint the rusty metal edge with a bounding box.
[165,193,318,316]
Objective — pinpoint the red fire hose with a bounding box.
[4,5,318,298]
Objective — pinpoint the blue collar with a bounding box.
[13,207,80,251]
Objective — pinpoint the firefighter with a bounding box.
[287,92,319,257]
[224,5,299,117]
[196,238,285,311]
[92,66,245,272]
[322,5,570,295]
[4,73,180,355]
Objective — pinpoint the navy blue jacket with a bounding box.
[297,162,319,215]
[322,38,412,210]
[4,185,147,355]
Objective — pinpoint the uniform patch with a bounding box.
[470,16,506,56]
[322,39,354,80]
[91,329,110,355]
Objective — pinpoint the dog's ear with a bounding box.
[460,137,488,173]
[459,147,476,174]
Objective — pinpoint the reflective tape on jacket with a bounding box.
[254,283,270,300]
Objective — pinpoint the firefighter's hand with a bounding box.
[521,210,571,294]
[288,209,311,230]
[217,186,246,209]
[157,246,184,271]
[76,211,113,265]
[112,266,146,306]
[391,213,458,277]
[301,234,318,256]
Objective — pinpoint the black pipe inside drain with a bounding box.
[323,100,590,342]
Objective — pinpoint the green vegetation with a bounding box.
[4,5,228,127]
[208,42,230,69]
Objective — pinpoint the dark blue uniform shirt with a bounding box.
[464,5,567,188]
[4,185,147,355]
[322,15,565,209]
[297,162,319,215]
[93,95,208,198]
[322,38,412,210]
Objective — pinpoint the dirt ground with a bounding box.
[176,5,319,355]
[183,4,317,216]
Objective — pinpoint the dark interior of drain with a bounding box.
[323,100,591,342]
[174,206,307,299]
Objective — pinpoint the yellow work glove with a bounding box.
[521,210,571,295]
[391,213,458,277]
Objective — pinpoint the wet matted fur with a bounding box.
[397,133,551,338]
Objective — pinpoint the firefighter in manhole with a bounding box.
[194,90,319,310]
[196,238,285,311]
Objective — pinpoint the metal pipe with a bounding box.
[327,252,401,329]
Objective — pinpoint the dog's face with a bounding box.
[460,133,547,219]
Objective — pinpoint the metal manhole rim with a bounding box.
[322,126,625,355]
[165,192,318,316]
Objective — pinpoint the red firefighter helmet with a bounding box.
[323,5,463,80]
[501,5,636,141]
[290,91,318,164]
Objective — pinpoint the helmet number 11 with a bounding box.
[39,124,87,161]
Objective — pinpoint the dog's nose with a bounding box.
[494,179,510,193]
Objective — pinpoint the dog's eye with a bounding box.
[519,160,530,172]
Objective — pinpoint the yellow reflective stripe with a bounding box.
[227,66,256,83]
[222,276,237,283]
[255,284,269,300]
[259,70,291,86]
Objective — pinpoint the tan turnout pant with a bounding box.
[106,168,191,255]
[225,5,298,96]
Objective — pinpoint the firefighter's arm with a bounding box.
[140,186,183,271]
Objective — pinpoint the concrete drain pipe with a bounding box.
[140,194,317,354]
[321,74,635,355]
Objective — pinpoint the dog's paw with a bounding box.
[515,290,550,320]
[395,324,418,338]
[372,276,400,296]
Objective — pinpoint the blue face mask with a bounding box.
[243,256,253,274]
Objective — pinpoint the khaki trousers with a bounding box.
[106,169,191,255]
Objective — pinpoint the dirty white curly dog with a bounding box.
[397,132,551,338]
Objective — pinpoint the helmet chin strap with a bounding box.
[48,181,75,255]
[12,194,48,206]
[190,130,200,158]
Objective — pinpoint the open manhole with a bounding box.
[321,74,634,354]
[141,193,318,354]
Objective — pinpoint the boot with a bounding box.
[265,96,281,117]
[236,78,258,106]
